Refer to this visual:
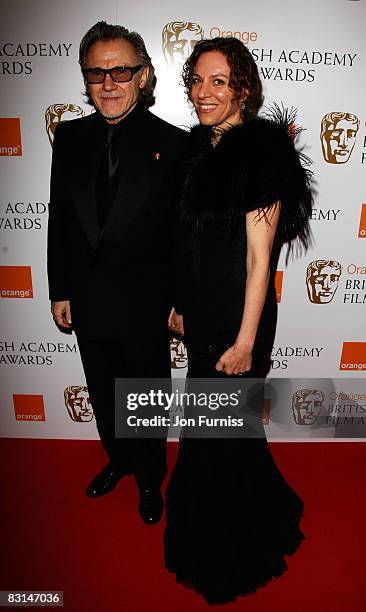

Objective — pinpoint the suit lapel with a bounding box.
[70,106,160,251]
[70,114,104,250]
[99,151,155,246]
[99,107,159,247]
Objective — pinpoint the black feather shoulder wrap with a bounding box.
[177,111,314,251]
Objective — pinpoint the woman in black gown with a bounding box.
[165,37,313,605]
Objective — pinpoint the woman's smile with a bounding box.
[190,50,242,129]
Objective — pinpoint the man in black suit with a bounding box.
[48,21,186,523]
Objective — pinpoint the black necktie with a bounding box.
[96,125,120,230]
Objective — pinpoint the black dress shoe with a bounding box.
[138,487,164,524]
[86,463,130,498]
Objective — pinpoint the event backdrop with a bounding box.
[0,0,365,441]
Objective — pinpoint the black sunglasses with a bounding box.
[82,65,143,84]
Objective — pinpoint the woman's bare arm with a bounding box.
[215,203,280,375]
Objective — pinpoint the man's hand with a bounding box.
[51,300,72,329]
[168,308,184,337]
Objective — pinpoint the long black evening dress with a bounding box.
[164,113,313,605]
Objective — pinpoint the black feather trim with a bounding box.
[177,108,314,256]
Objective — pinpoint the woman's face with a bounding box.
[190,50,243,129]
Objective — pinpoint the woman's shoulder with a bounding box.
[179,107,314,251]
[217,113,295,159]
[186,115,288,145]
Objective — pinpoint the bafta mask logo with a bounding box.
[162,21,204,68]
[64,385,94,422]
[306,260,342,304]
[320,112,360,164]
[170,337,188,369]
[45,104,85,146]
[292,389,324,425]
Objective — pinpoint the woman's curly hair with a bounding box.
[182,37,263,118]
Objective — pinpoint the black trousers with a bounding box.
[76,332,171,489]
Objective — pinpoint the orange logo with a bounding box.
[275,271,283,303]
[340,342,366,371]
[288,123,298,141]
[262,398,271,425]
[0,266,33,298]
[358,204,366,238]
[13,394,45,421]
[0,118,22,156]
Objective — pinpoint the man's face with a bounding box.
[322,118,358,164]
[307,264,341,304]
[167,28,201,67]
[292,391,323,425]
[85,39,149,123]
[66,388,93,422]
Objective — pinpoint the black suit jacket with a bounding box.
[47,104,188,341]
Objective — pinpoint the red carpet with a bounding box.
[1,439,365,611]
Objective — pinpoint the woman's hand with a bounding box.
[215,343,252,375]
